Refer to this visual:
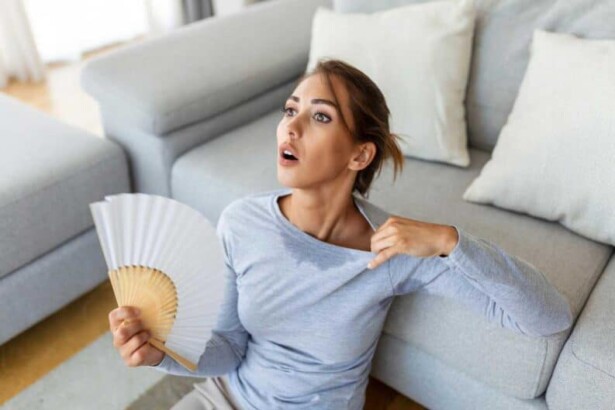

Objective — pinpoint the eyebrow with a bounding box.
[287,95,339,110]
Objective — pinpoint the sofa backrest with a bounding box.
[333,0,615,152]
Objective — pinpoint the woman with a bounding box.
[108,59,573,409]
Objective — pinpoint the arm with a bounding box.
[147,212,249,376]
[389,225,574,337]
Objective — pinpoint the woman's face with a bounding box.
[276,73,365,190]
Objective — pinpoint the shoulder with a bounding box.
[215,189,283,264]
[352,194,393,230]
[217,187,288,231]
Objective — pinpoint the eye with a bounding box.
[314,112,331,123]
[280,105,331,123]
[280,105,293,116]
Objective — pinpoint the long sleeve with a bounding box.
[389,225,574,337]
[147,211,250,376]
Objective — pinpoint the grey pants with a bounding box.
[171,374,243,410]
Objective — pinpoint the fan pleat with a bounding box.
[89,194,227,371]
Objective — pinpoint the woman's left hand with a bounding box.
[367,216,459,269]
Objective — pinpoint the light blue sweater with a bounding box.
[149,187,573,410]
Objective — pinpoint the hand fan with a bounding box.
[89,193,226,372]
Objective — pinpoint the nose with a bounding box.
[286,110,304,140]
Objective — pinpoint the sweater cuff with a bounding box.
[438,225,466,268]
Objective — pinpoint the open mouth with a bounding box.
[281,150,298,161]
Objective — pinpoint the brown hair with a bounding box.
[295,58,405,199]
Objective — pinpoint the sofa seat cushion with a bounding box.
[0,93,130,278]
[171,107,612,399]
[546,252,615,408]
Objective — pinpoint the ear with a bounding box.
[349,142,377,171]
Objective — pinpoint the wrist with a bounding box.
[439,225,459,257]
[151,354,165,367]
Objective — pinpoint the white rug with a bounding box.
[2,332,166,410]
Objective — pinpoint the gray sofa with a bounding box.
[79,0,615,408]
[0,92,130,346]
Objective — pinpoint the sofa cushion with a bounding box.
[371,334,548,410]
[171,110,287,225]
[171,108,612,399]
[462,29,615,247]
[333,0,615,152]
[546,252,615,408]
[306,1,475,167]
[0,93,130,278]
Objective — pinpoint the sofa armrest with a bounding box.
[546,249,615,408]
[81,0,331,135]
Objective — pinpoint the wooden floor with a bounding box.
[0,38,426,410]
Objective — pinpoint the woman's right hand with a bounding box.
[109,306,165,367]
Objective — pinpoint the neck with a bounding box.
[279,189,359,243]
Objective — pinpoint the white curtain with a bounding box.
[0,0,45,88]
[211,0,260,17]
[0,0,221,88]
[21,0,206,64]
[23,0,150,64]
[144,0,185,37]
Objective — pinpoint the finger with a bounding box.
[128,330,151,362]
[109,306,140,331]
[374,216,396,234]
[122,330,151,365]
[109,306,141,331]
[367,245,400,270]
[113,319,144,348]
[114,318,143,346]
[130,341,160,367]
[370,232,398,254]
[369,225,397,246]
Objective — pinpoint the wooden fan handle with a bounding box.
[148,338,198,372]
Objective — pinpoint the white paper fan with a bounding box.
[89,193,226,372]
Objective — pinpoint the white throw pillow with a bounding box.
[305,0,476,167]
[463,29,615,246]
